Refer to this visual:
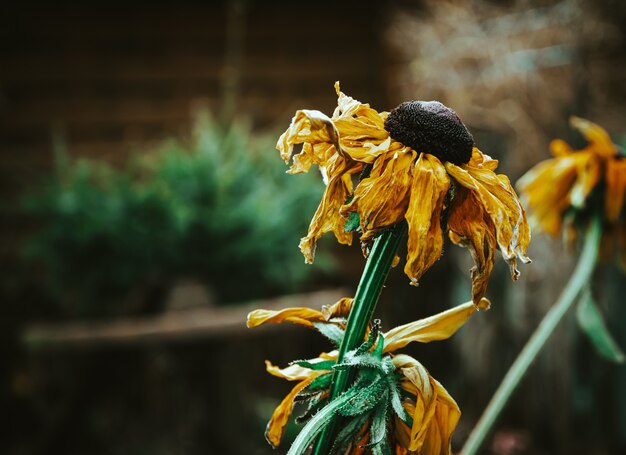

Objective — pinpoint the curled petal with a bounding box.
[299,157,356,263]
[393,355,460,453]
[383,299,489,353]
[265,375,318,448]
[321,297,354,320]
[276,109,342,167]
[332,82,392,163]
[448,186,497,304]
[404,153,450,285]
[419,378,461,455]
[446,156,530,280]
[570,116,617,158]
[247,307,325,329]
[342,149,416,241]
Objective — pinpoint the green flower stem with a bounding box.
[462,216,602,455]
[311,221,407,455]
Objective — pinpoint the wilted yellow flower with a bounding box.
[517,117,626,267]
[247,298,489,453]
[278,83,530,304]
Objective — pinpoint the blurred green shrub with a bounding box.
[22,114,324,317]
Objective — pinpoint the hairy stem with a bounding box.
[462,217,602,455]
[287,387,359,455]
[311,221,407,455]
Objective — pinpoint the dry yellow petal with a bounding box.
[383,299,489,353]
[277,109,341,166]
[448,186,497,304]
[447,158,530,279]
[321,297,354,320]
[265,375,317,448]
[342,149,416,241]
[404,153,450,285]
[246,307,325,329]
[265,360,321,381]
[299,157,355,263]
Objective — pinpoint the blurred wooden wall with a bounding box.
[0,2,393,454]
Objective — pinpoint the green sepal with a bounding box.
[354,319,382,356]
[338,377,387,417]
[344,211,361,233]
[576,287,625,363]
[305,372,334,393]
[312,322,345,347]
[386,373,410,425]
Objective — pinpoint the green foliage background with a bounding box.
[21,114,324,316]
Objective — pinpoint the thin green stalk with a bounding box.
[462,217,602,455]
[311,221,407,455]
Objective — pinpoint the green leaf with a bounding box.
[293,359,336,371]
[363,400,389,448]
[576,288,625,363]
[312,322,345,347]
[332,412,370,454]
[386,374,410,425]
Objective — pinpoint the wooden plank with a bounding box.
[21,288,350,349]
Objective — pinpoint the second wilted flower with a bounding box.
[517,117,626,268]
[278,83,530,304]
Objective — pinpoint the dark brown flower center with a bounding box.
[384,101,474,165]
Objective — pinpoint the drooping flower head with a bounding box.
[247,298,489,454]
[517,117,626,268]
[278,83,530,305]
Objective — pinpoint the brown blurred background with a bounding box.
[1,0,626,454]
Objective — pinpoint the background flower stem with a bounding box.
[310,221,407,455]
[462,216,602,455]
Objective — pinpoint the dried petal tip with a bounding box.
[384,101,474,165]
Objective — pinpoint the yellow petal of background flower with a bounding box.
[404,153,450,286]
[447,186,497,304]
[605,158,626,222]
[383,299,489,353]
[569,153,601,209]
[342,149,415,241]
[550,138,573,157]
[570,116,617,158]
[246,306,325,328]
[516,155,581,236]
